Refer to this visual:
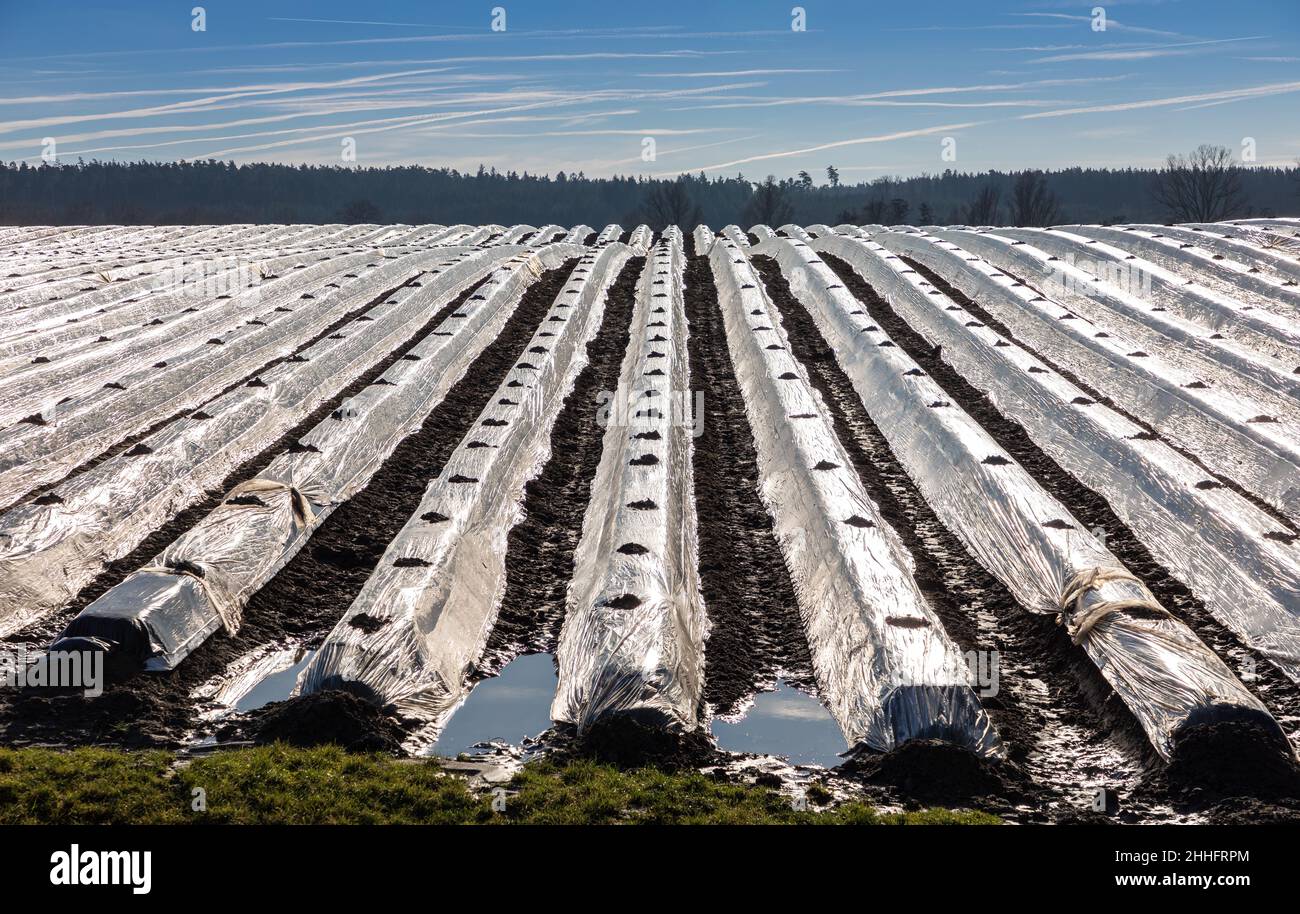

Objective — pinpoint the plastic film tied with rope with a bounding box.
[771,231,1286,761]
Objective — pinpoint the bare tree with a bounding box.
[1152,144,1246,222]
[743,175,794,227]
[964,183,1001,225]
[338,198,382,223]
[1010,170,1061,226]
[639,178,702,230]
[860,195,888,224]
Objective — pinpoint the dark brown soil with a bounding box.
[552,715,722,771]
[815,250,1300,811]
[1164,720,1300,802]
[845,739,1010,801]
[476,257,644,674]
[903,254,1300,736]
[0,260,579,749]
[753,255,1124,815]
[683,254,817,716]
[216,689,410,754]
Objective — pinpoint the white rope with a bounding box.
[1059,566,1170,644]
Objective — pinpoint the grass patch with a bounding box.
[0,746,1000,825]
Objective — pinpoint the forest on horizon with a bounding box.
[2,157,1297,229]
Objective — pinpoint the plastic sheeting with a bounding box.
[498,225,537,244]
[550,234,708,734]
[298,243,631,724]
[0,249,481,510]
[719,225,750,248]
[920,229,1300,522]
[1132,224,1300,283]
[1064,225,1300,319]
[781,231,1282,760]
[626,226,655,253]
[988,228,1300,395]
[595,225,622,245]
[0,249,512,636]
[529,225,567,246]
[692,225,715,255]
[51,243,586,670]
[0,249,378,408]
[0,241,281,336]
[823,232,1300,685]
[931,228,1300,418]
[712,238,1002,757]
[1021,227,1300,371]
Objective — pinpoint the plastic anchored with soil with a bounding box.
[551,230,707,735]
[50,244,587,671]
[710,237,1002,757]
[299,244,632,730]
[772,230,1286,761]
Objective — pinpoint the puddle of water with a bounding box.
[433,653,557,757]
[235,649,316,713]
[712,681,846,767]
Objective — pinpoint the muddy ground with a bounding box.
[477,256,644,674]
[2,240,1297,824]
[0,260,578,748]
[684,254,817,715]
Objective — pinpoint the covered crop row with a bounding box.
[759,230,1282,761]
[967,228,1300,398]
[1008,227,1300,371]
[1064,225,1300,318]
[712,236,1002,756]
[807,231,1300,686]
[301,243,632,727]
[550,232,707,734]
[0,249,377,395]
[0,249,479,508]
[49,243,585,670]
[1128,224,1300,283]
[900,229,1300,522]
[0,248,511,635]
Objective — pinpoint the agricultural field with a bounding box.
[2,219,1300,825]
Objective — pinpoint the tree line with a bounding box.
[1,148,1295,228]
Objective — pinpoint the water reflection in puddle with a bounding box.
[712,681,846,767]
[235,649,316,713]
[433,653,557,756]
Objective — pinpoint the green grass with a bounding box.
[0,746,1000,825]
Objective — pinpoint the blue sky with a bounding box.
[0,0,1296,181]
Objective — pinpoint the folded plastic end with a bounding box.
[1164,701,1300,797]
[49,620,151,681]
[301,671,388,708]
[879,684,1004,759]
